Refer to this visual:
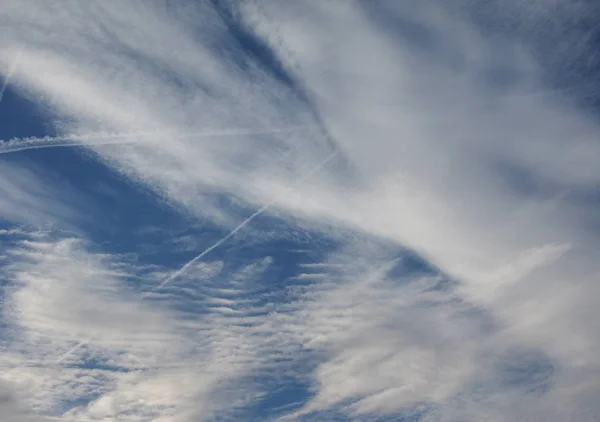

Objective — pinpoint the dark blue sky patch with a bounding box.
[209,0,302,94]
[0,83,53,141]
[2,146,190,258]
[226,370,317,420]
[455,0,600,111]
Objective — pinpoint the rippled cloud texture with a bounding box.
[1,1,600,421]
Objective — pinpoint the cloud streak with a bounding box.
[2,0,600,420]
[0,48,21,107]
[0,127,314,155]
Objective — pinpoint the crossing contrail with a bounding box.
[0,126,314,155]
[0,48,22,107]
[55,147,338,365]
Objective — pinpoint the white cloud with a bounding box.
[283,255,481,418]
[1,230,300,421]
[1,233,181,417]
[1,0,600,420]
[0,379,55,422]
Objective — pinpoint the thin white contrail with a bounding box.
[0,137,137,154]
[150,149,339,292]
[0,48,22,106]
[55,148,338,365]
[0,126,313,155]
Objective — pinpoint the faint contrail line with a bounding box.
[55,340,89,364]
[0,126,313,155]
[150,149,339,292]
[55,148,338,365]
[0,48,22,107]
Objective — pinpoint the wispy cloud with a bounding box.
[0,161,87,228]
[1,230,273,420]
[1,0,600,420]
[0,48,21,106]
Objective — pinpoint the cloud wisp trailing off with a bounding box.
[0,48,21,107]
[1,0,600,421]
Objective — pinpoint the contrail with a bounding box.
[0,136,138,155]
[0,48,21,107]
[55,148,338,364]
[55,341,88,364]
[149,149,339,292]
[0,126,313,155]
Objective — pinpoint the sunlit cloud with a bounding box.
[1,0,599,420]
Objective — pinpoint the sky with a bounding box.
[1,1,600,421]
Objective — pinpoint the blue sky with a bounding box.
[1,1,600,421]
